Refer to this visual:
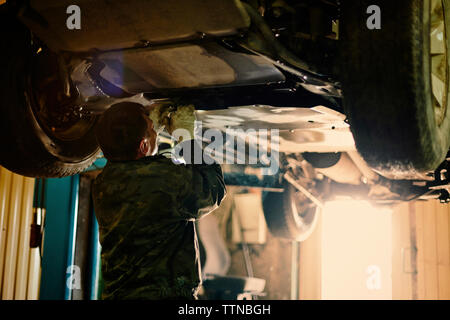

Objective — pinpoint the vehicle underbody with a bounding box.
[0,0,449,241]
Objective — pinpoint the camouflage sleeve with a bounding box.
[178,141,226,220]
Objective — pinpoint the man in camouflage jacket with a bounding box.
[92,102,226,300]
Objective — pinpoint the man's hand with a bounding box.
[168,105,196,142]
[148,104,173,133]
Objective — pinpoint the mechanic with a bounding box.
[92,102,226,300]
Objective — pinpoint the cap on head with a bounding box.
[95,102,152,161]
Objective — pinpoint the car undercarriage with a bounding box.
[0,0,449,242]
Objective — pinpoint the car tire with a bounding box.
[340,0,450,179]
[0,9,100,177]
[262,183,319,242]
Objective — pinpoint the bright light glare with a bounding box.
[321,199,393,300]
[323,199,392,216]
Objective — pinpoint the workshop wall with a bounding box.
[0,166,40,300]
[392,200,450,300]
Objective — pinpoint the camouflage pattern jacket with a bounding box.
[92,143,226,300]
